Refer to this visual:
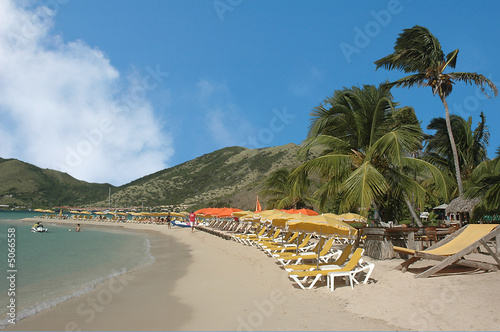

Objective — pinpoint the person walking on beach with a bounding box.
[166,212,172,229]
[189,211,196,233]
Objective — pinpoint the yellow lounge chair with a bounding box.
[233,225,267,244]
[253,229,282,246]
[393,224,500,278]
[258,231,298,249]
[277,238,336,266]
[288,248,365,290]
[284,244,353,272]
[270,234,312,256]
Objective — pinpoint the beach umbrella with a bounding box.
[194,208,213,215]
[233,210,254,218]
[304,215,357,236]
[338,213,367,223]
[254,209,282,220]
[281,208,319,216]
[168,212,187,218]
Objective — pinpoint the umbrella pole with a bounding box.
[317,227,322,270]
[296,232,300,255]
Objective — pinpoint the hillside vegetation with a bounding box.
[0,143,315,210]
[0,158,112,208]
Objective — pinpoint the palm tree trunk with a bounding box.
[440,95,464,197]
[404,195,423,227]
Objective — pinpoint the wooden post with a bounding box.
[496,235,500,253]
[407,231,416,250]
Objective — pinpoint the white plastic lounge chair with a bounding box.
[288,248,364,290]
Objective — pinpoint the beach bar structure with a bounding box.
[446,197,481,226]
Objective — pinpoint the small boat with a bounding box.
[171,220,191,228]
[31,225,48,233]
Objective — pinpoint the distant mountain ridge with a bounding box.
[0,157,112,208]
[0,143,314,210]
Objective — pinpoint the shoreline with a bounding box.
[5,218,500,331]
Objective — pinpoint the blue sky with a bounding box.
[1,0,499,185]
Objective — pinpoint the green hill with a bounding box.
[0,158,113,208]
[0,143,315,211]
[100,143,314,211]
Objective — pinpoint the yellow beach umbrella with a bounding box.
[233,210,254,218]
[338,213,367,223]
[168,212,187,218]
[301,214,357,236]
[257,210,293,223]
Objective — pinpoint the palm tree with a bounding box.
[295,84,448,225]
[425,112,489,194]
[466,158,500,221]
[260,168,315,210]
[375,25,498,197]
[465,150,500,221]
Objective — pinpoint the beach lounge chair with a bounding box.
[288,248,364,290]
[277,238,336,266]
[254,229,282,246]
[327,258,375,291]
[233,225,266,244]
[267,234,313,257]
[393,224,500,278]
[258,232,298,250]
[284,244,353,272]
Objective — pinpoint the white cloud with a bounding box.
[0,1,173,185]
[194,79,254,148]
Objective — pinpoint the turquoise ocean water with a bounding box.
[0,211,154,329]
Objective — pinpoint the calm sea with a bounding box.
[0,211,154,329]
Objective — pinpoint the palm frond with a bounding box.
[383,73,427,91]
[367,124,423,165]
[340,162,389,212]
[402,157,451,202]
[375,25,444,72]
[445,49,459,69]
[299,135,351,159]
[448,72,499,97]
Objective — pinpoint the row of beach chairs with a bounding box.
[198,220,374,291]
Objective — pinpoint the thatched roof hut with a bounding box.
[446,197,481,215]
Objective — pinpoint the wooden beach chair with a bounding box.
[288,248,364,290]
[393,224,500,278]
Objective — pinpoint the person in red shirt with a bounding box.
[189,211,196,233]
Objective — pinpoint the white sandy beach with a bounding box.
[6,218,500,331]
